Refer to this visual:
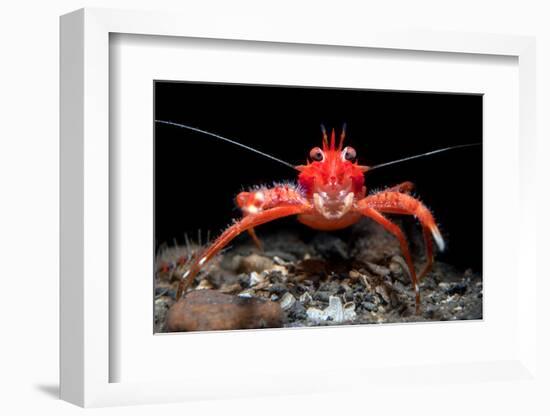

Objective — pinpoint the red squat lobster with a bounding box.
[157,121,470,313]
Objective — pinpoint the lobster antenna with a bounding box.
[156,120,297,171]
[368,143,481,171]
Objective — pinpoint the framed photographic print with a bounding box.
[60,7,538,408]
[153,81,483,333]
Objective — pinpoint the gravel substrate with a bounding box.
[154,219,482,332]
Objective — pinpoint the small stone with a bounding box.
[312,291,330,303]
[287,301,307,321]
[237,273,251,288]
[391,280,407,294]
[360,275,370,289]
[340,282,353,297]
[299,292,313,305]
[264,250,297,262]
[238,289,255,298]
[270,264,288,276]
[271,256,288,265]
[255,290,272,299]
[219,282,243,294]
[267,283,288,296]
[343,302,357,321]
[375,284,392,304]
[389,260,402,275]
[279,292,296,311]
[348,270,363,281]
[166,290,283,332]
[446,282,468,296]
[236,254,274,274]
[389,256,410,283]
[154,296,174,332]
[441,294,459,304]
[195,279,214,290]
[155,286,176,300]
[319,280,340,293]
[362,301,377,312]
[365,262,391,277]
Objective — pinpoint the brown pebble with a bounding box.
[233,254,275,274]
[348,270,362,281]
[365,261,391,277]
[218,282,243,294]
[166,290,283,332]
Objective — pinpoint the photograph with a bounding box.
[153,81,483,333]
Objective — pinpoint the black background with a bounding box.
[154,82,482,272]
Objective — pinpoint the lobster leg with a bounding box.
[176,204,310,299]
[362,191,444,280]
[356,205,421,313]
[246,228,263,251]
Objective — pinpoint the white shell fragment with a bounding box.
[299,292,313,305]
[279,292,296,310]
[249,271,264,286]
[272,256,287,265]
[325,296,344,322]
[343,302,357,321]
[305,307,325,322]
[306,296,357,323]
[238,289,254,298]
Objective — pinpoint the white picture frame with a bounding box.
[60,7,538,408]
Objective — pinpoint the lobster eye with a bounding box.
[342,146,357,161]
[309,147,325,162]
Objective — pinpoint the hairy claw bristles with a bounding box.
[155,236,208,284]
[242,181,305,198]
